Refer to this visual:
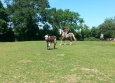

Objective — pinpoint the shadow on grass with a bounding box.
[47,48,58,50]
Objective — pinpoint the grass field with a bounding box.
[0,41,115,83]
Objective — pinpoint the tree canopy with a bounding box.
[0,0,115,41]
[0,0,8,34]
[99,17,115,38]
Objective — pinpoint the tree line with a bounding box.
[0,0,115,42]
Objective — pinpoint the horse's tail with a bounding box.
[71,33,76,41]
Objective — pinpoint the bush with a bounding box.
[84,37,100,41]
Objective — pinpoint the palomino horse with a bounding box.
[100,33,104,41]
[59,29,76,45]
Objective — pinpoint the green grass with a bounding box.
[0,41,115,83]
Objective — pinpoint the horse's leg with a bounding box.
[54,39,57,48]
[54,43,56,48]
[70,41,72,45]
[47,42,48,50]
[60,40,62,45]
[47,42,50,50]
[70,37,72,45]
[60,38,64,45]
[100,37,102,41]
[64,39,66,45]
[64,41,66,45]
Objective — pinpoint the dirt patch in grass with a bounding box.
[81,67,112,82]
[60,74,81,83]
[18,60,32,63]
[56,54,65,56]
[81,68,99,73]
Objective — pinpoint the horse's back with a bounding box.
[48,36,56,42]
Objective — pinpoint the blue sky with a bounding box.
[49,0,115,28]
[1,0,115,28]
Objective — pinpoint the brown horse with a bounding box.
[44,35,57,50]
[59,29,76,45]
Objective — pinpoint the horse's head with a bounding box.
[59,29,63,35]
[44,34,48,40]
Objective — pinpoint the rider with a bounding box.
[64,26,69,37]
[100,33,104,39]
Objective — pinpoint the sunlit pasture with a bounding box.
[0,41,115,83]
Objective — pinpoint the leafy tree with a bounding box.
[99,17,115,38]
[4,0,85,41]
[0,0,8,34]
[82,24,90,38]
[0,1,14,41]
[90,26,100,38]
[5,0,50,41]
[46,8,84,32]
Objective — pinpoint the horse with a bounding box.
[59,29,76,45]
[44,35,57,50]
[108,38,115,42]
[100,33,104,41]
